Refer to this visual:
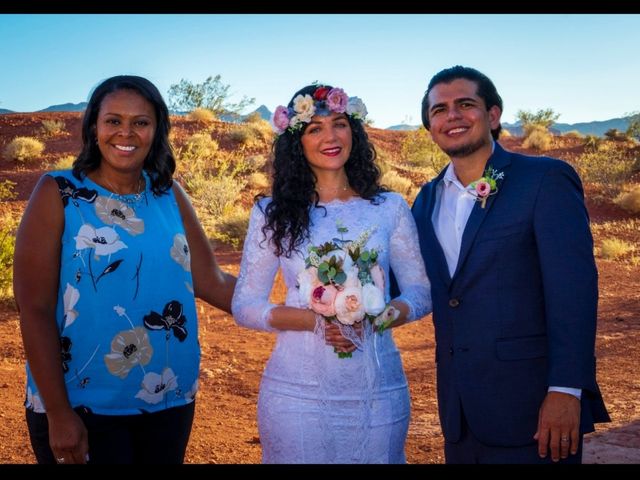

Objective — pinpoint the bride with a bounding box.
[231,84,432,463]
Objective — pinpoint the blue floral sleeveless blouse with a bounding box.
[24,170,200,415]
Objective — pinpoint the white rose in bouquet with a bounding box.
[361,283,386,316]
[369,264,385,292]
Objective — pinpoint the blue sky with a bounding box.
[1,14,639,128]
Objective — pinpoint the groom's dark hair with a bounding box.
[421,65,503,140]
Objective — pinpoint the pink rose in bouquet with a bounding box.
[296,223,396,357]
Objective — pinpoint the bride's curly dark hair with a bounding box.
[258,84,386,258]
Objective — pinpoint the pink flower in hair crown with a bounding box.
[270,85,368,135]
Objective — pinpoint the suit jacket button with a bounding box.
[449,348,454,355]
[448,298,460,307]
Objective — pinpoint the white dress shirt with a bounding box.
[431,147,581,400]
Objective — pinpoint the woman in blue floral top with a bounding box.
[14,75,235,464]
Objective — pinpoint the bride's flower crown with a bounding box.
[271,85,368,135]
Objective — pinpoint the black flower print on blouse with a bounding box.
[143,300,187,342]
[60,336,72,373]
[53,176,98,207]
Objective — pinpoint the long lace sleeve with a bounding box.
[389,196,432,322]
[231,201,279,332]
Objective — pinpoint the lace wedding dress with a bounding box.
[232,193,432,463]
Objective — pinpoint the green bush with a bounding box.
[247,172,270,191]
[210,208,251,249]
[227,122,273,149]
[3,136,45,163]
[572,147,636,188]
[599,237,635,260]
[0,180,17,201]
[400,128,449,172]
[583,135,602,151]
[41,119,66,136]
[522,125,553,151]
[0,215,18,300]
[245,154,268,172]
[564,130,584,139]
[51,155,75,170]
[604,128,629,142]
[614,186,640,214]
[244,111,263,124]
[189,175,247,218]
[188,108,216,123]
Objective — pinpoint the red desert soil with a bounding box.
[0,113,638,464]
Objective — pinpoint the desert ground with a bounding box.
[0,112,638,463]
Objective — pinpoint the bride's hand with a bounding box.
[324,321,361,353]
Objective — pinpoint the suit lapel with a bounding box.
[452,143,512,280]
[415,168,452,288]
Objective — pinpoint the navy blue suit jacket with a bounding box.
[412,142,609,446]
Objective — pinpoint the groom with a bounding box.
[412,66,609,463]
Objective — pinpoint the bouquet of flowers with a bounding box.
[297,223,398,357]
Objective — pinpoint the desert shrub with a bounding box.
[189,175,247,218]
[244,111,263,124]
[182,132,219,160]
[599,237,635,260]
[517,108,560,133]
[381,171,413,196]
[614,186,640,214]
[245,154,267,172]
[3,136,45,163]
[247,172,270,191]
[0,180,17,201]
[0,214,18,300]
[522,125,552,151]
[626,113,640,139]
[591,218,640,238]
[572,147,636,188]
[210,207,251,249]
[188,108,216,123]
[604,128,629,142]
[176,132,219,178]
[564,130,584,139]
[400,128,449,172]
[499,128,511,138]
[228,127,252,145]
[212,150,255,179]
[583,135,602,152]
[51,155,75,170]
[227,122,273,149]
[41,119,66,137]
[167,75,254,117]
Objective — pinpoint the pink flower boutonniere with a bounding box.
[469,166,505,208]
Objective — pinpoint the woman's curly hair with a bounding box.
[258,84,386,258]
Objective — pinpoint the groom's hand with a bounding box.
[534,392,581,462]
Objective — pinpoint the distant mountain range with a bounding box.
[0,102,88,114]
[503,117,635,137]
[388,115,637,137]
[0,102,272,122]
[387,124,418,131]
[38,102,88,112]
[0,102,634,138]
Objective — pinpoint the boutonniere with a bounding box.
[469,166,504,208]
